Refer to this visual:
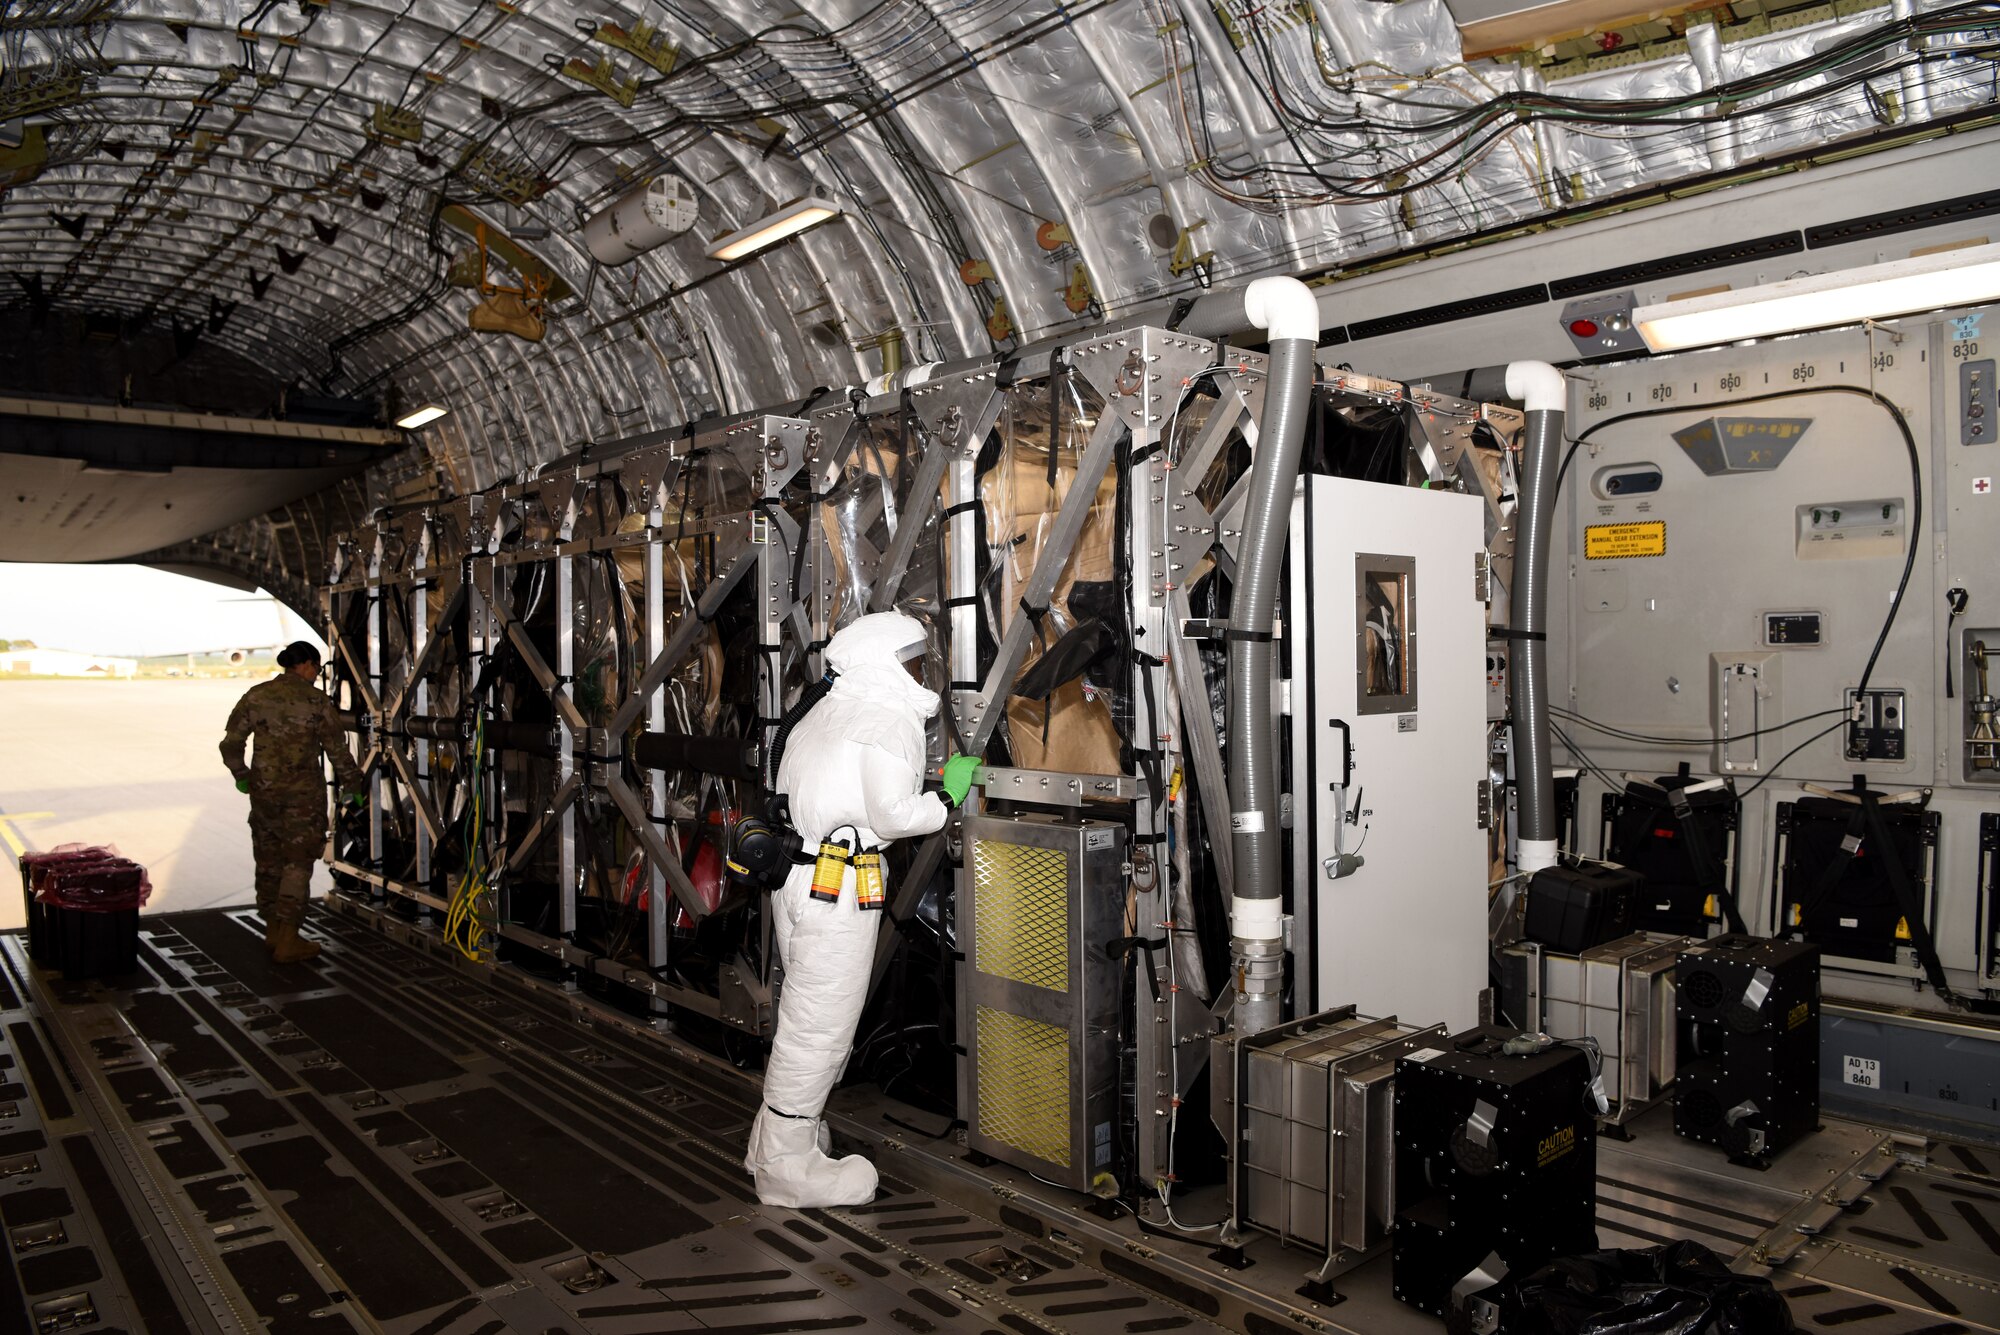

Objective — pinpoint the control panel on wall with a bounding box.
[1796,499,1905,560]
[1764,611,1824,647]
[1846,687,1908,762]
[1950,310,1999,787]
[1567,321,1932,787]
[1963,358,1993,445]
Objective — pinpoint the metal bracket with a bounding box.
[618,444,679,516]
[978,766,1140,806]
[536,473,578,542]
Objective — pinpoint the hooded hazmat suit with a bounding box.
[744,611,949,1207]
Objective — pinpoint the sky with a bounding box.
[0,564,323,658]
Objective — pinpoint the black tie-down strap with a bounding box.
[1855,792,1998,1014]
[1799,791,2000,1015]
[1795,803,1870,943]
[1107,934,1168,1004]
[1666,786,1747,935]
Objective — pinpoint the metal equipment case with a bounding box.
[958,812,1127,1191]
[1498,932,1685,1128]
[1212,1007,1446,1279]
[1674,934,1821,1165]
[1392,1026,1599,1317]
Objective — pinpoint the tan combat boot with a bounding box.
[266,921,323,964]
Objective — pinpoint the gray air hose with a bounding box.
[1504,361,1568,875]
[1215,276,1320,1036]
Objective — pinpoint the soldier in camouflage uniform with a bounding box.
[219,641,367,963]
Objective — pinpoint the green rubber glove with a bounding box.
[235,777,251,794]
[347,791,367,809]
[941,754,981,807]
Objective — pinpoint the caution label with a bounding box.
[1584,520,1667,560]
[1537,1124,1578,1168]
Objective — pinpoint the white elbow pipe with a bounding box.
[1505,361,1567,415]
[864,361,940,398]
[1242,276,1321,344]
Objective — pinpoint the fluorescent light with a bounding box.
[1635,243,2000,352]
[395,403,448,429]
[706,197,839,262]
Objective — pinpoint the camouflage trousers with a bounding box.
[249,805,323,929]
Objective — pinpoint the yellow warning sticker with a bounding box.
[1584,520,1667,560]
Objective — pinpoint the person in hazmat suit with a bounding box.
[219,641,367,963]
[744,611,980,1207]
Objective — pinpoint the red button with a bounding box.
[1569,318,1600,337]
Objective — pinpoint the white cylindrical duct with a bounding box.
[583,176,700,266]
[1224,274,1320,1037]
[863,362,940,397]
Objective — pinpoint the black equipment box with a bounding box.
[1393,1026,1599,1318]
[1523,863,1641,954]
[1775,789,1937,964]
[1674,935,1821,1166]
[1602,766,1739,935]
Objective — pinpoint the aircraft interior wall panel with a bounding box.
[1556,309,2000,1008]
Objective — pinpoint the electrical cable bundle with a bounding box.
[444,713,495,962]
[1134,0,2000,227]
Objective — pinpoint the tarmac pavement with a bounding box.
[0,678,335,928]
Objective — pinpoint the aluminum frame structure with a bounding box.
[321,323,1518,1204]
[326,413,815,1034]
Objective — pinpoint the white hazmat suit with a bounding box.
[744,611,949,1208]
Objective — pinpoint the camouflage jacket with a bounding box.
[220,673,367,806]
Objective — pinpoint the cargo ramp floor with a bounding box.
[0,897,1993,1334]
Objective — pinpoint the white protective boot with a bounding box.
[745,1106,878,1208]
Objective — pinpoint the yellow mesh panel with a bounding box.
[972,838,1070,992]
[975,1006,1071,1168]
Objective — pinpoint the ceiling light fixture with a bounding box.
[705,196,839,262]
[1634,242,2000,352]
[395,404,449,429]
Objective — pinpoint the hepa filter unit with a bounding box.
[958,813,1126,1191]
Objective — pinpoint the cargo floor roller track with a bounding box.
[0,901,1993,1334]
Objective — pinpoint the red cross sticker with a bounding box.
[1977,477,1994,495]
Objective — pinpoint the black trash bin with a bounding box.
[18,847,147,978]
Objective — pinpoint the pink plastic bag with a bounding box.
[19,843,153,912]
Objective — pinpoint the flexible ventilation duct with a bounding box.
[1504,361,1568,875]
[1184,276,1320,1036]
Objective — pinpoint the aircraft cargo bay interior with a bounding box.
[4,1,2000,1331]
